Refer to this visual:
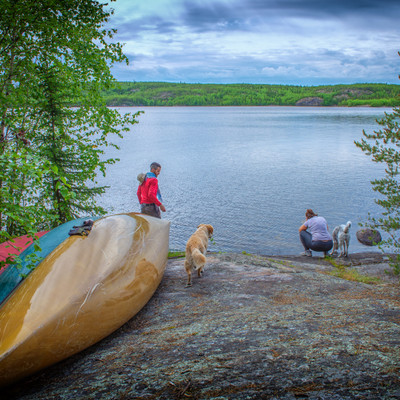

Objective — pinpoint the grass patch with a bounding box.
[324,258,381,284]
[168,250,185,259]
[328,268,381,284]
[267,258,295,268]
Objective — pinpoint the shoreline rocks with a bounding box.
[356,228,382,246]
[2,252,399,399]
[295,97,324,106]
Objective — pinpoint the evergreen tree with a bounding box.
[0,0,139,253]
[355,68,400,274]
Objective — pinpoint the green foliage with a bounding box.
[326,263,381,284]
[355,77,400,274]
[323,256,381,283]
[168,251,186,259]
[102,82,400,107]
[0,0,139,255]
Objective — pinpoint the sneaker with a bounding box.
[300,250,312,257]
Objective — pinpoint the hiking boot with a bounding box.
[300,250,312,257]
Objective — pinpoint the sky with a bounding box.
[106,0,400,85]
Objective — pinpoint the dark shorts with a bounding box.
[140,203,161,219]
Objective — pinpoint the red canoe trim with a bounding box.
[0,232,48,274]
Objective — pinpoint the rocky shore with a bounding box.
[3,252,400,400]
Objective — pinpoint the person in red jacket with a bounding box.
[137,162,166,218]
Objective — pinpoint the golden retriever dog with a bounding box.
[184,224,214,287]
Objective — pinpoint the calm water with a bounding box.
[97,106,391,255]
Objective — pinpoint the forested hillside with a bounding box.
[103,82,400,107]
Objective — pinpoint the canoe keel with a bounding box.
[0,213,170,386]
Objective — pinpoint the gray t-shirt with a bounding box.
[304,216,332,241]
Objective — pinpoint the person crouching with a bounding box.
[299,209,333,257]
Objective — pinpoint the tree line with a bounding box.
[103,82,400,107]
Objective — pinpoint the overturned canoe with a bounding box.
[0,217,97,305]
[0,213,170,387]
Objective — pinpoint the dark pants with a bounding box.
[300,231,333,253]
[140,203,161,219]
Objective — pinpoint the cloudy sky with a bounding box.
[107,0,400,85]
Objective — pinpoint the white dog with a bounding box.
[331,221,352,257]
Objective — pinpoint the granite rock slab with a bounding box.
[3,252,400,400]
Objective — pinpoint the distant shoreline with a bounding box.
[103,82,400,108]
[110,104,384,108]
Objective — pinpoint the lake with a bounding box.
[96,106,391,255]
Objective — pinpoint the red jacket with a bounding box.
[137,176,161,206]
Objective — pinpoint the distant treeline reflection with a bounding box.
[103,82,400,107]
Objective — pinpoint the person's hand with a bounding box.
[160,204,166,212]
[299,224,307,233]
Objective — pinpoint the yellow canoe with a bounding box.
[0,213,170,387]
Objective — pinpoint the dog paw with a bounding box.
[185,283,192,288]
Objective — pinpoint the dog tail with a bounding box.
[344,221,352,233]
[192,248,206,270]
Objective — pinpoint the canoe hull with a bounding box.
[0,217,99,305]
[0,213,170,386]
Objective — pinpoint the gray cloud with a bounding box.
[113,0,400,37]
[179,0,400,31]
[109,0,400,84]
[114,17,178,40]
